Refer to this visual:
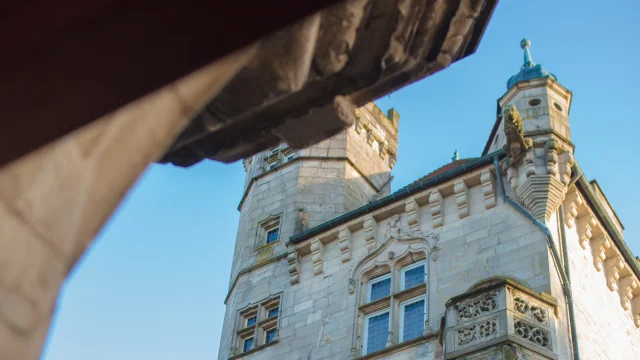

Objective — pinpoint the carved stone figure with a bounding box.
[502,105,532,163]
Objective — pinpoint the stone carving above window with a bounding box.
[514,319,551,349]
[456,291,498,322]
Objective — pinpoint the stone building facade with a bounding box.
[218,40,640,360]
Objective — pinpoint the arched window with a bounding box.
[357,252,429,355]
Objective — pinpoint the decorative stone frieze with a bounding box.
[429,189,443,228]
[287,250,299,285]
[363,216,378,252]
[563,189,583,228]
[605,254,624,291]
[405,198,420,231]
[338,226,352,263]
[456,291,498,322]
[480,169,496,209]
[310,239,324,275]
[577,214,597,250]
[591,234,611,272]
[514,175,565,222]
[454,179,470,219]
[618,276,638,311]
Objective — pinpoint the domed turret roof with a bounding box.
[507,38,557,90]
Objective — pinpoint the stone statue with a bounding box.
[502,105,532,163]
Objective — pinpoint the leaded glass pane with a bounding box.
[369,277,391,302]
[243,337,253,352]
[265,328,277,343]
[404,265,425,289]
[268,307,279,318]
[266,228,279,244]
[246,316,256,327]
[366,312,389,354]
[402,299,425,341]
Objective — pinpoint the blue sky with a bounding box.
[42,1,639,359]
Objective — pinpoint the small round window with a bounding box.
[554,102,563,111]
[528,99,541,106]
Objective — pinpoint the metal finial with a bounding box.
[452,150,460,162]
[520,38,534,67]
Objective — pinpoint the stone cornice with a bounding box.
[237,156,382,211]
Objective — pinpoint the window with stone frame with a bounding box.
[232,294,281,357]
[358,255,428,356]
[256,215,281,248]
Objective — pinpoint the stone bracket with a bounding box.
[404,198,420,231]
[287,250,300,285]
[480,169,496,209]
[364,216,378,253]
[453,179,469,219]
[311,238,324,275]
[338,226,352,263]
[429,189,443,228]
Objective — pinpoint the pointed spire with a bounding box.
[452,150,460,162]
[521,38,535,68]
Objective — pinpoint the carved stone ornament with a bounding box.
[348,278,356,295]
[457,319,498,347]
[513,319,550,349]
[513,296,530,314]
[385,214,439,249]
[502,105,533,165]
[456,291,498,321]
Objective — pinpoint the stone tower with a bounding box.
[485,38,575,223]
[220,103,399,356]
